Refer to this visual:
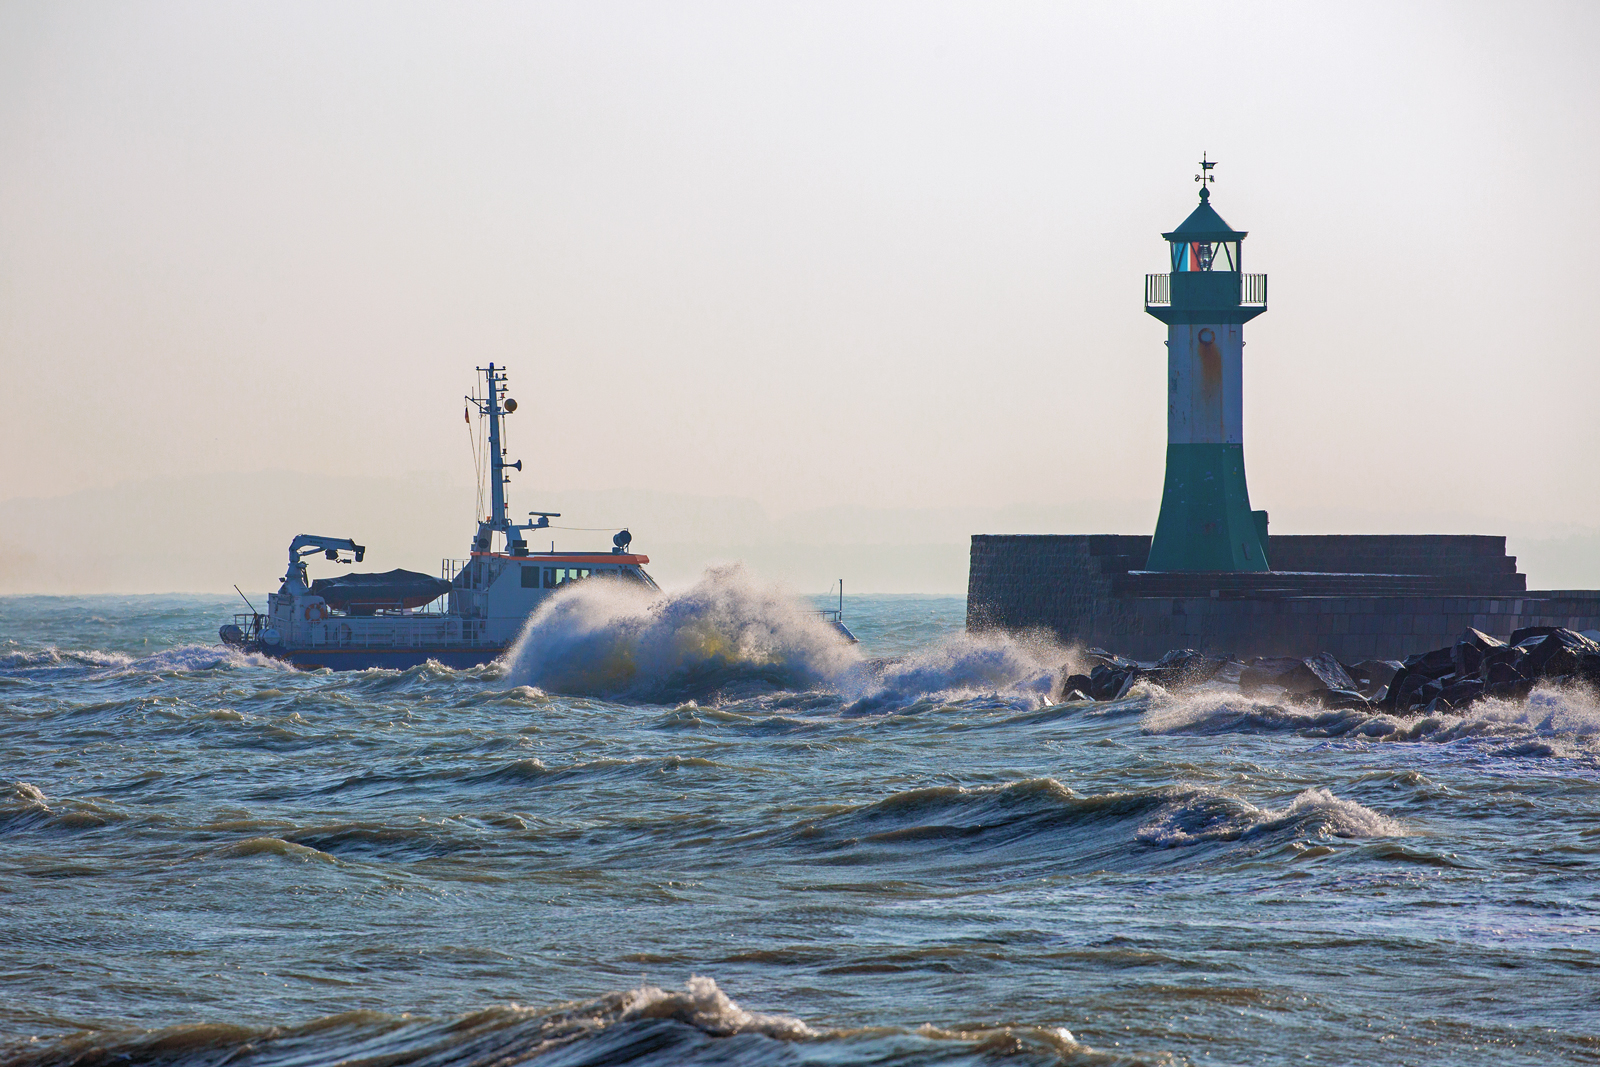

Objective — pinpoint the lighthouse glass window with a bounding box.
[1171,240,1239,272]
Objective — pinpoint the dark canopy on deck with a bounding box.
[311,569,453,614]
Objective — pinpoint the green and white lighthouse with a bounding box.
[1143,156,1270,572]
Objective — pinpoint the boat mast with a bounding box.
[485,364,509,538]
[469,364,517,553]
[467,363,549,557]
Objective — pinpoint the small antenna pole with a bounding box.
[839,579,843,617]
[234,584,258,614]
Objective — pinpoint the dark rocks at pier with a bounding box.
[1378,627,1600,712]
[1240,652,1356,698]
[1061,627,1600,714]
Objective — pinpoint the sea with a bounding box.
[2,570,1598,1066]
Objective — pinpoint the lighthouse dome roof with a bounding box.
[1162,188,1248,243]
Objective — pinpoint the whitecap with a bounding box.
[1135,786,1404,847]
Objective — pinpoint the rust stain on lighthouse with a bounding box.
[1198,328,1222,399]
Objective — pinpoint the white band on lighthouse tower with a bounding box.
[1167,323,1243,446]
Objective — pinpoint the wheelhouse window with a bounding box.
[521,565,540,588]
[548,567,596,585]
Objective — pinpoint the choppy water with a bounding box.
[3,572,1599,1066]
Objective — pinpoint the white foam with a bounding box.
[1141,681,1600,755]
[1140,689,1340,736]
[481,975,816,1059]
[622,975,814,1039]
[5,781,48,807]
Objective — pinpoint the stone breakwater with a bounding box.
[968,533,1600,660]
[1061,625,1600,716]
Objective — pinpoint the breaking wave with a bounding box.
[1140,682,1600,758]
[1133,786,1404,846]
[1,977,1106,1067]
[502,565,1063,710]
[0,643,291,675]
[839,633,1062,716]
[0,781,128,836]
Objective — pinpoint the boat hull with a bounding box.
[271,646,509,671]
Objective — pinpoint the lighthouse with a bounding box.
[1143,156,1270,572]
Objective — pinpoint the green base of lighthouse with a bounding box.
[1146,443,1270,572]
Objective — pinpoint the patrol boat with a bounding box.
[220,363,656,670]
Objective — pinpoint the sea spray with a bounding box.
[501,564,856,702]
[502,564,1067,709]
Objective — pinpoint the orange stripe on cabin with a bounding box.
[470,553,650,565]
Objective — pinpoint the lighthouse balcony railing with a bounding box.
[1144,273,1170,306]
[1144,272,1268,309]
[1240,273,1267,306]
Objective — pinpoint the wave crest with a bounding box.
[0,977,1124,1067]
[778,777,1400,873]
[0,977,812,1067]
[0,781,127,835]
[1134,786,1404,847]
[624,975,814,1039]
[1,643,292,676]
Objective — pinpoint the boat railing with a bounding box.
[423,559,472,614]
[809,604,858,644]
[231,613,265,640]
[299,616,493,649]
[810,579,850,634]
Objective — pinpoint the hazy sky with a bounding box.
[3,2,1598,541]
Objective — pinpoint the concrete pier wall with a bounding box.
[967,533,1600,661]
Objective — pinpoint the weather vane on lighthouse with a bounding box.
[1195,152,1217,188]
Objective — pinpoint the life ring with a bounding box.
[304,604,328,622]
